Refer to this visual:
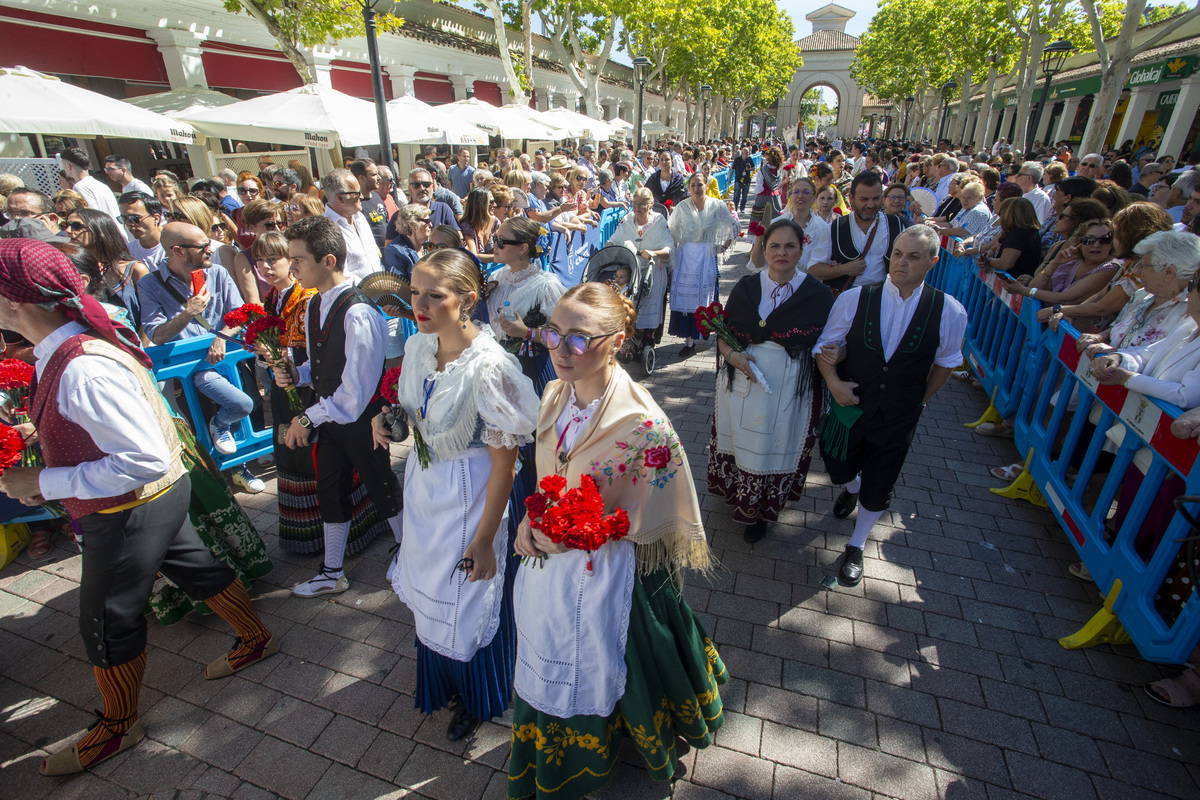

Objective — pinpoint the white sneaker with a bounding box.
[231,465,265,494]
[209,421,237,455]
[293,567,349,597]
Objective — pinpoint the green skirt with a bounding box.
[508,568,726,800]
[147,421,274,626]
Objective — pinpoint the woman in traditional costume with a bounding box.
[707,219,834,543]
[749,175,831,272]
[609,187,673,352]
[382,248,539,741]
[668,172,740,359]
[510,283,726,799]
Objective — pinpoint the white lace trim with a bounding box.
[481,427,533,450]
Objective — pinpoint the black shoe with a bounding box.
[832,489,859,519]
[839,545,864,586]
[743,519,768,543]
[679,343,696,359]
[446,700,479,741]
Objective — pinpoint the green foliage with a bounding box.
[223,0,403,50]
[1145,2,1191,22]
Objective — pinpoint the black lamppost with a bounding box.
[632,55,652,151]
[903,96,915,140]
[362,0,393,171]
[938,80,959,143]
[731,96,743,141]
[1029,39,1073,149]
[700,84,712,143]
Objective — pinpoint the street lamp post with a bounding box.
[731,96,743,142]
[361,0,393,172]
[700,84,712,143]
[632,55,652,152]
[903,96,915,140]
[938,80,959,143]
[1029,39,1073,150]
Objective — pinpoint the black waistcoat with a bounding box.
[839,281,945,426]
[307,287,376,401]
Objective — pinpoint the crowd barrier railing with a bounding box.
[946,244,1200,663]
[145,335,273,472]
[542,206,627,288]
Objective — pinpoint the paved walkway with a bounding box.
[2,225,1199,800]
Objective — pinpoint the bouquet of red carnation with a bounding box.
[693,302,771,394]
[222,303,267,330]
[748,220,767,238]
[377,366,427,464]
[523,474,630,572]
[664,199,673,209]
[246,316,303,412]
[0,420,67,517]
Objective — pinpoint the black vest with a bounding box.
[307,287,376,401]
[839,281,945,426]
[828,212,904,265]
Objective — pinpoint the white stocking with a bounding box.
[845,475,862,494]
[387,514,403,544]
[848,508,883,550]
[323,521,350,573]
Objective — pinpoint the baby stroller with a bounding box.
[581,244,659,374]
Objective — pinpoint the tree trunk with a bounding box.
[522,0,533,104]
[954,68,973,146]
[239,0,314,84]
[479,0,527,105]
[980,64,1000,148]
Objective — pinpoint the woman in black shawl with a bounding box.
[706,219,834,542]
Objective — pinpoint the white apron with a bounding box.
[713,341,813,474]
[391,447,509,662]
[513,539,637,717]
[669,242,717,313]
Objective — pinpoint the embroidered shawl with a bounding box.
[535,368,711,576]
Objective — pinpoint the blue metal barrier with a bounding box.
[145,335,272,471]
[944,245,1200,663]
[542,206,627,289]
[960,266,1042,419]
[1011,321,1200,663]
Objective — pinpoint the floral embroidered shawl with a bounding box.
[266,283,317,350]
[535,367,711,576]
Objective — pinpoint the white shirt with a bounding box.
[778,210,832,271]
[324,205,381,280]
[34,322,173,501]
[848,215,891,287]
[851,156,866,176]
[814,277,968,368]
[935,174,954,206]
[1024,187,1053,225]
[758,268,807,320]
[122,178,154,196]
[296,279,387,427]
[74,174,127,239]
[127,238,164,266]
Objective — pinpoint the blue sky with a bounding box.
[779,0,878,38]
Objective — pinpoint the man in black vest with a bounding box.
[814,225,967,586]
[810,171,903,295]
[277,215,403,596]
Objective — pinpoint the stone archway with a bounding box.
[776,4,866,140]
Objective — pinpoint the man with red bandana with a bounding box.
[0,239,278,775]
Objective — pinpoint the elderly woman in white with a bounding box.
[610,188,673,356]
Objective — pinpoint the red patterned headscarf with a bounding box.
[0,239,151,369]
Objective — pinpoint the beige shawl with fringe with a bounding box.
[535,367,712,575]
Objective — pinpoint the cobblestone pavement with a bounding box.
[3,224,1199,800]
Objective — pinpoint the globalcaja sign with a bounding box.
[1125,56,1194,88]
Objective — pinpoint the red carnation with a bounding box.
[523,473,631,572]
[244,316,285,347]
[223,303,267,330]
[0,423,23,472]
[379,366,403,405]
[748,220,766,237]
[664,199,673,208]
[0,359,34,392]
[539,474,567,497]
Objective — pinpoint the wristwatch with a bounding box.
[297,414,313,429]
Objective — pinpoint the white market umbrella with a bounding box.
[0,65,200,144]
[178,83,443,148]
[385,96,488,146]
[607,116,634,132]
[642,120,680,136]
[127,87,237,117]
[439,98,560,140]
[535,107,614,140]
